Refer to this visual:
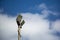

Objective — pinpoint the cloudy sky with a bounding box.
[0,0,60,40]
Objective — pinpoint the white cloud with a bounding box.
[0,13,60,40]
[53,20,60,32]
[37,3,59,17]
[0,14,18,40]
[21,13,49,35]
[38,3,47,10]
[21,13,60,40]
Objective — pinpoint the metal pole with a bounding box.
[16,15,25,40]
[18,27,21,40]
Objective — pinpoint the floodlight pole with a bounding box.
[18,27,21,40]
[16,15,25,40]
[18,23,22,40]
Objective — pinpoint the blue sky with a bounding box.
[0,0,60,40]
[0,0,60,16]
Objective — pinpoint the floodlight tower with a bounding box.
[16,15,25,40]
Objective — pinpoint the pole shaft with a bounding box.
[18,28,20,40]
